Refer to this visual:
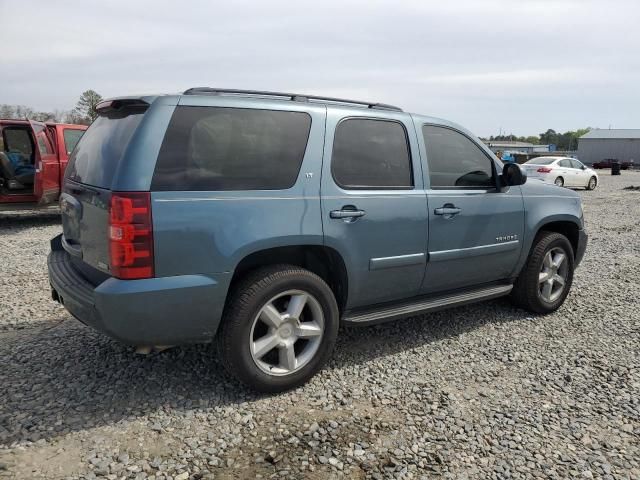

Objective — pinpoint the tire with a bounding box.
[218,265,339,392]
[586,176,597,190]
[554,177,564,187]
[511,232,574,314]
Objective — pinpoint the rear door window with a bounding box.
[331,118,413,189]
[152,106,312,191]
[423,125,495,189]
[570,159,584,169]
[63,129,85,155]
[558,159,572,168]
[66,109,146,188]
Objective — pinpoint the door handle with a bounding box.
[434,204,461,216]
[330,208,366,220]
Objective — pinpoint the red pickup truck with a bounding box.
[0,119,87,211]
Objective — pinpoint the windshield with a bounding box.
[525,158,556,165]
[65,110,145,188]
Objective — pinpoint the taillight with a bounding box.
[537,167,552,173]
[109,192,154,279]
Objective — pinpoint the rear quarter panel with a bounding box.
[149,98,327,278]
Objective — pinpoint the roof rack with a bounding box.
[182,87,403,112]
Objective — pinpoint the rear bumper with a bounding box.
[48,234,230,345]
[575,229,588,267]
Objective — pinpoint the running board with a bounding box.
[342,284,513,325]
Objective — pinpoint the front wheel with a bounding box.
[587,176,597,190]
[218,265,339,392]
[554,177,564,187]
[511,232,574,314]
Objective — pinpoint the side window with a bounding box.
[63,129,85,155]
[331,118,412,189]
[3,128,33,157]
[422,125,495,189]
[570,159,583,169]
[558,159,572,168]
[31,124,54,155]
[153,107,312,191]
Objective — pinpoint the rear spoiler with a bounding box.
[96,98,149,114]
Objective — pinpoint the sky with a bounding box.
[1,0,639,137]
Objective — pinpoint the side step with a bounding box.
[342,284,513,325]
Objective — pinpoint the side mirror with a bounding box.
[501,163,527,188]
[581,165,586,170]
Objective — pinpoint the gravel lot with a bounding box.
[1,172,639,480]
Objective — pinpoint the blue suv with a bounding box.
[48,88,587,391]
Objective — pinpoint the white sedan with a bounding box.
[522,157,599,190]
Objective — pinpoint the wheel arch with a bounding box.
[535,220,580,258]
[229,245,349,314]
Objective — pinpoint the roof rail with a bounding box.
[182,87,403,112]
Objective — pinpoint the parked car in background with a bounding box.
[522,156,599,190]
[48,89,587,392]
[592,158,631,170]
[0,119,87,211]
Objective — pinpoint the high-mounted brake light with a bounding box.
[109,192,154,279]
[537,167,552,173]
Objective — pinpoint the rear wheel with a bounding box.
[511,232,574,314]
[587,176,597,190]
[554,177,564,187]
[218,265,339,392]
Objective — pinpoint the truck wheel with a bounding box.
[511,232,574,314]
[554,177,564,187]
[218,265,339,392]
[587,176,597,190]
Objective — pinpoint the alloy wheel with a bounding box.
[538,247,569,303]
[249,290,324,376]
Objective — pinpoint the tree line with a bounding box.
[0,90,103,125]
[1,92,593,151]
[483,128,591,151]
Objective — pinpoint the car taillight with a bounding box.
[109,192,154,279]
[537,167,552,173]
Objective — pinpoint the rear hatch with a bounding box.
[60,100,148,274]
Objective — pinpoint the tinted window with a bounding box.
[152,107,311,191]
[558,159,572,168]
[423,126,494,188]
[331,119,412,189]
[63,129,85,155]
[66,109,146,188]
[3,128,33,157]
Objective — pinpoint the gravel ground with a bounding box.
[1,172,639,480]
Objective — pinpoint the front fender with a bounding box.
[513,188,583,276]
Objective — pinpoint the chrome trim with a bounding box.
[369,253,426,270]
[429,240,519,262]
[343,284,513,324]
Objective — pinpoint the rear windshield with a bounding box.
[66,110,145,188]
[526,158,556,165]
[152,106,311,191]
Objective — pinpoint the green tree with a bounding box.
[73,89,103,123]
[539,129,559,146]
